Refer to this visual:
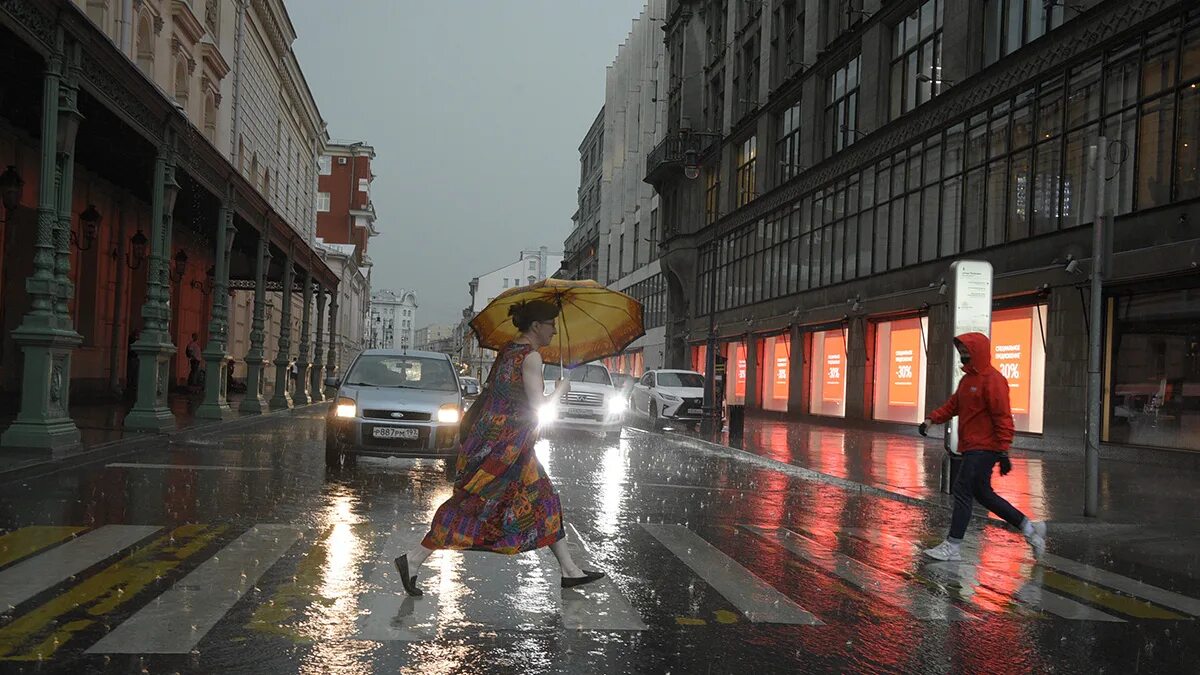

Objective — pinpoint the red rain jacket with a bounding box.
[928,332,1015,453]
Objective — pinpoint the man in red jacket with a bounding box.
[918,332,1046,561]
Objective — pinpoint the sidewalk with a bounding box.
[0,391,325,480]
[669,416,1200,535]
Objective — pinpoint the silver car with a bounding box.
[324,349,466,472]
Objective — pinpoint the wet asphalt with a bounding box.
[0,407,1196,674]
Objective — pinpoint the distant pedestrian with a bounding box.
[918,332,1046,561]
[185,333,202,387]
[289,358,299,394]
[395,300,604,596]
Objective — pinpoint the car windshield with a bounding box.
[345,355,458,391]
[657,372,704,388]
[544,364,612,386]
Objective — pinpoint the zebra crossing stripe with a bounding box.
[87,524,303,654]
[1039,553,1200,618]
[641,524,822,625]
[842,527,1125,622]
[542,528,646,632]
[741,525,976,621]
[0,526,86,569]
[0,525,221,661]
[0,525,161,614]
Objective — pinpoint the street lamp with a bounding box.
[0,165,23,223]
[171,248,188,283]
[113,228,149,270]
[70,203,101,251]
[701,247,719,434]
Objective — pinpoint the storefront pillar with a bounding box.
[268,252,295,410]
[844,318,869,420]
[292,268,314,405]
[744,332,759,410]
[310,288,327,402]
[124,130,180,432]
[787,324,805,416]
[197,188,236,419]
[238,235,271,414]
[1,30,83,453]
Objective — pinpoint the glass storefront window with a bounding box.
[725,342,748,405]
[1108,288,1200,451]
[992,305,1047,433]
[809,329,847,417]
[873,317,929,424]
[761,334,791,412]
[692,344,707,375]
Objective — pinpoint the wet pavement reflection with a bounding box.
[0,410,1197,673]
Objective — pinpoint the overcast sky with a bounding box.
[290,1,649,326]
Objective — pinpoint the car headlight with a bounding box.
[335,397,356,418]
[607,397,627,415]
[437,404,461,424]
[659,393,681,402]
[538,404,558,426]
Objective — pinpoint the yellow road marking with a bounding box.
[675,617,706,625]
[246,527,336,643]
[1039,570,1188,620]
[0,526,85,568]
[713,609,739,624]
[0,524,224,661]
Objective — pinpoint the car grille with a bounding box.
[682,397,703,409]
[560,392,604,407]
[362,409,433,422]
[363,424,429,448]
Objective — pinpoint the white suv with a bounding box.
[631,369,707,430]
[540,362,625,438]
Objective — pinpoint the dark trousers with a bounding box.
[949,450,1027,540]
[188,359,201,386]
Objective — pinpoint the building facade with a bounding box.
[564,108,604,284]
[0,0,343,454]
[414,323,457,353]
[647,0,1200,454]
[369,289,417,350]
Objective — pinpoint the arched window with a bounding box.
[173,56,189,106]
[135,13,154,75]
[202,92,217,142]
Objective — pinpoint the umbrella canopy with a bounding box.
[469,278,645,368]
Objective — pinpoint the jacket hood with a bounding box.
[954,332,992,374]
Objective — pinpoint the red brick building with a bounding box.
[317,142,376,260]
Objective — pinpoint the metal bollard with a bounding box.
[939,453,962,494]
[727,404,745,442]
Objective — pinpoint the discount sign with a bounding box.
[888,320,923,407]
[822,331,846,404]
[773,337,790,399]
[991,309,1033,414]
[734,343,747,399]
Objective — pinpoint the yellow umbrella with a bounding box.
[469,278,645,368]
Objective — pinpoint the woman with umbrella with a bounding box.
[395,298,606,595]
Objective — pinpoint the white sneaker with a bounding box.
[922,540,962,561]
[1024,521,1047,558]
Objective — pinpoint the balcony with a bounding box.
[644,131,721,186]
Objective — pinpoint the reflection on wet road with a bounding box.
[0,410,1196,673]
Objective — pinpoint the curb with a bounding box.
[0,402,329,485]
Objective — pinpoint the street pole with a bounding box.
[1085,138,1106,517]
[701,247,718,434]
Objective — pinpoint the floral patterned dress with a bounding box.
[421,342,565,554]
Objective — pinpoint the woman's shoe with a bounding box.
[561,570,605,589]
[395,555,423,597]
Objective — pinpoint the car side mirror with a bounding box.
[325,376,341,388]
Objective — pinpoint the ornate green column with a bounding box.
[325,295,339,395]
[269,252,295,410]
[239,234,271,414]
[197,187,236,419]
[292,268,314,405]
[1,29,83,454]
[54,40,84,329]
[124,129,181,432]
[309,288,327,402]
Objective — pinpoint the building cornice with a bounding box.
[170,0,205,44]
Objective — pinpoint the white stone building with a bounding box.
[316,240,370,372]
[369,289,418,350]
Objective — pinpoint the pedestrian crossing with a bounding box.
[0,519,1195,660]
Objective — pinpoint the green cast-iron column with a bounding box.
[124,129,180,432]
[269,251,295,410]
[325,295,339,395]
[197,187,236,419]
[309,288,326,402]
[239,234,271,413]
[54,40,83,328]
[0,29,83,454]
[292,268,314,405]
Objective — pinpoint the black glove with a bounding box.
[917,421,929,437]
[998,453,1013,476]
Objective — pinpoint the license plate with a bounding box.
[373,426,419,440]
[565,408,593,418]
[688,408,703,415]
